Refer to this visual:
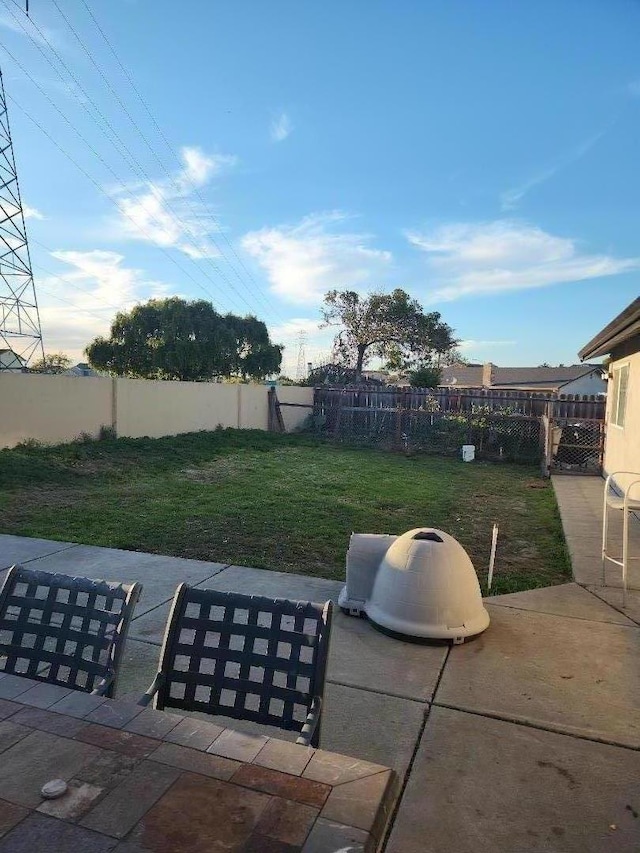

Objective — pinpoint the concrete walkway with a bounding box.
[2,529,640,852]
[553,474,640,624]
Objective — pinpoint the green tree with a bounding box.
[408,364,442,388]
[321,288,456,381]
[85,298,282,381]
[31,352,72,373]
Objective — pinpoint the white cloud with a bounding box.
[407,220,640,302]
[270,112,293,143]
[268,317,334,377]
[112,146,236,259]
[459,339,517,350]
[0,12,61,47]
[23,205,44,221]
[500,128,609,211]
[242,212,392,304]
[37,250,170,362]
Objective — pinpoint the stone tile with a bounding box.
[123,709,182,740]
[80,760,181,839]
[76,724,159,759]
[437,604,640,748]
[113,844,152,853]
[254,738,314,776]
[321,770,393,836]
[77,749,140,790]
[0,812,118,852]
[0,721,32,754]
[232,764,331,808]
[128,772,271,852]
[321,683,425,778]
[0,699,21,720]
[0,534,76,570]
[10,706,88,738]
[486,582,636,625]
[162,717,224,751]
[0,800,29,839]
[327,609,448,701]
[256,796,318,847]
[0,675,40,700]
[16,682,72,709]
[85,699,145,729]
[387,706,640,853]
[303,751,388,787]
[243,837,300,853]
[33,544,227,616]
[207,727,269,762]
[0,729,99,807]
[49,691,107,718]
[301,818,370,853]
[37,779,104,820]
[149,742,240,780]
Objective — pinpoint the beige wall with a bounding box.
[604,350,640,493]
[0,374,313,448]
[0,374,113,447]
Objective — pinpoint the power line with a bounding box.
[1,0,261,318]
[5,90,238,313]
[75,0,282,322]
[52,0,269,312]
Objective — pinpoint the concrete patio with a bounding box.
[2,488,640,851]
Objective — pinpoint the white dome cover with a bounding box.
[365,527,490,641]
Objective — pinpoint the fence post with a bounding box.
[111,377,118,437]
[395,389,406,449]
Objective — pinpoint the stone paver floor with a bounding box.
[2,513,640,851]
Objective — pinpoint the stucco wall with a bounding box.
[0,374,113,447]
[0,374,313,448]
[562,371,606,396]
[604,350,640,493]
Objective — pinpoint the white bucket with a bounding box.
[462,444,475,462]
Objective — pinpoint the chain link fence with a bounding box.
[313,388,605,471]
[326,406,542,464]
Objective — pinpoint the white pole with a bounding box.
[487,523,499,591]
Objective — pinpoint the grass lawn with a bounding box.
[0,430,571,594]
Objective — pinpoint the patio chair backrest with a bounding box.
[0,564,141,697]
[155,585,333,737]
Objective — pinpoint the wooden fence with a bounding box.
[312,386,606,468]
[314,386,605,420]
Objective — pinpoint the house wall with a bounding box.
[0,374,313,448]
[604,348,640,493]
[561,371,606,396]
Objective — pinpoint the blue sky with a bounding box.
[2,0,640,374]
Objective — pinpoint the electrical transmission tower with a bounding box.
[0,65,44,370]
[295,330,307,382]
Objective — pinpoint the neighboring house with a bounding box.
[579,297,640,487]
[0,348,26,371]
[439,362,606,395]
[63,362,102,377]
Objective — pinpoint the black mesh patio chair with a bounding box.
[140,585,333,747]
[0,564,142,697]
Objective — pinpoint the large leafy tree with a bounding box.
[321,288,456,381]
[31,352,72,373]
[85,298,282,381]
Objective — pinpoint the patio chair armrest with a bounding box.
[91,670,115,696]
[138,672,165,707]
[296,696,322,747]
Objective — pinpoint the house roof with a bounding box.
[440,363,602,390]
[578,297,640,360]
